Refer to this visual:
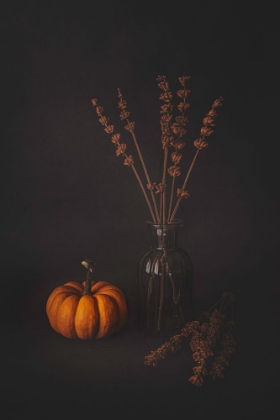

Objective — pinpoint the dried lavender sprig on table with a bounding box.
[144,291,237,386]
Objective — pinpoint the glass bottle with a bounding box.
[136,219,193,335]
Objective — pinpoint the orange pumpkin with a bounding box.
[46,260,128,339]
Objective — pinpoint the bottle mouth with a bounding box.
[145,219,184,228]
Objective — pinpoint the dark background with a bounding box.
[1,1,279,417]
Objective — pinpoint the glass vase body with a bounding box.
[136,219,193,335]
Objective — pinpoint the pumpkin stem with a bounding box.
[81,259,96,295]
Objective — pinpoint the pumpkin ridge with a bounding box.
[56,294,80,338]
[47,285,82,304]
[46,290,78,314]
[89,282,109,293]
[95,294,120,338]
[51,288,81,298]
[63,282,84,292]
[46,291,74,332]
[98,290,128,331]
[75,295,99,339]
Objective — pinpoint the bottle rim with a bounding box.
[145,219,184,228]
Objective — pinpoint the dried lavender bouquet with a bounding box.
[91,75,223,224]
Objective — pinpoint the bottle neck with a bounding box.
[147,220,184,249]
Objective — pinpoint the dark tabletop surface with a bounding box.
[2,244,279,417]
